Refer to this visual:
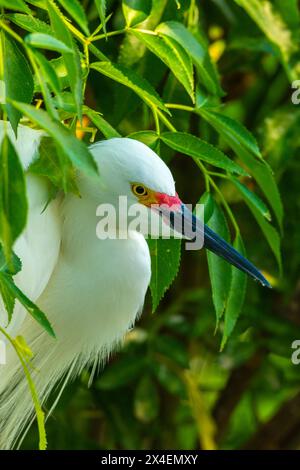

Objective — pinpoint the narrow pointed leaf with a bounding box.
[85,109,121,139]
[157,21,223,96]
[0,0,30,13]
[199,109,283,229]
[204,196,231,324]
[230,178,271,221]
[7,13,52,34]
[131,30,194,102]
[57,0,89,36]
[0,136,28,260]
[0,272,55,337]
[0,32,34,134]
[95,0,107,34]
[244,197,282,272]
[221,235,247,349]
[47,0,82,120]
[123,0,152,27]
[148,238,181,312]
[25,32,74,53]
[161,132,248,176]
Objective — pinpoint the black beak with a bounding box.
[160,203,271,288]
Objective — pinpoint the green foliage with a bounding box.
[0,135,27,261]
[148,237,181,312]
[0,32,34,133]
[0,0,299,452]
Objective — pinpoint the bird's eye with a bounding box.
[132,184,148,197]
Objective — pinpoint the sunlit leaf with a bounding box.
[95,0,107,34]
[0,0,30,13]
[157,21,223,96]
[47,0,83,120]
[123,0,152,27]
[57,0,89,36]
[131,30,195,102]
[85,109,121,139]
[6,13,52,34]
[25,32,74,53]
[0,32,34,134]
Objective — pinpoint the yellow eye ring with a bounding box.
[131,184,148,197]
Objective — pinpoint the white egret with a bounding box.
[0,122,269,449]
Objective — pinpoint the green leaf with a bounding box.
[10,102,98,177]
[204,196,231,324]
[90,61,169,114]
[221,235,247,349]
[148,237,181,312]
[57,0,89,36]
[6,13,52,34]
[131,30,194,102]
[32,50,61,96]
[0,135,28,262]
[0,32,34,134]
[234,0,299,81]
[95,0,107,35]
[199,109,283,229]
[230,178,271,221]
[128,131,159,151]
[0,0,30,13]
[0,246,22,322]
[244,195,282,272]
[161,132,248,176]
[47,0,83,120]
[25,32,74,53]
[196,191,214,224]
[85,109,121,139]
[0,246,22,275]
[0,275,15,322]
[199,109,262,159]
[0,272,55,337]
[29,136,79,195]
[123,0,152,27]
[156,21,223,96]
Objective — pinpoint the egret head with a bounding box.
[87,137,270,287]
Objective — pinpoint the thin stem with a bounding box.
[209,178,240,235]
[0,19,23,44]
[91,28,127,42]
[194,160,239,234]
[166,103,195,112]
[133,28,157,36]
[0,327,47,450]
[152,107,160,135]
[207,171,230,180]
[156,109,177,132]
[88,43,107,60]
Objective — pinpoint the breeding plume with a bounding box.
[0,123,269,449]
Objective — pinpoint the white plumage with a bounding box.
[0,122,269,449]
[0,124,175,449]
